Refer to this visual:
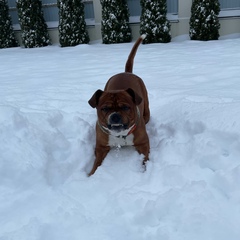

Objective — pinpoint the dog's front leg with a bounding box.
[88,146,110,176]
[134,142,150,167]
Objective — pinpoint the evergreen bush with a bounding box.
[0,0,18,48]
[189,0,220,41]
[140,0,171,44]
[16,0,51,48]
[58,0,90,47]
[101,0,132,44]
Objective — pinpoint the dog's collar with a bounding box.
[98,106,140,138]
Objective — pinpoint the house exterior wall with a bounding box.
[219,18,240,37]
[13,0,240,45]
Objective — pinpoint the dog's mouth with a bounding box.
[107,123,128,132]
[106,112,129,132]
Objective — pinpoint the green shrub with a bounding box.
[17,0,51,48]
[0,0,18,48]
[101,0,132,44]
[140,0,171,44]
[189,0,220,41]
[58,0,90,47]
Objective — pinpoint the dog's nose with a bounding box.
[109,113,122,124]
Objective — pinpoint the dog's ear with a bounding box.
[126,88,142,105]
[88,90,103,108]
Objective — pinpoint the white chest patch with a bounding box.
[108,133,134,147]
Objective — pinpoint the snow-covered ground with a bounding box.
[0,37,240,240]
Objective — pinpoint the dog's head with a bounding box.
[89,88,142,135]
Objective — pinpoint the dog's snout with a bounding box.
[109,113,122,124]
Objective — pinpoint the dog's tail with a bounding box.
[125,34,146,73]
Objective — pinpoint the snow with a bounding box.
[1,37,240,240]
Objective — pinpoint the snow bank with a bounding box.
[0,38,240,240]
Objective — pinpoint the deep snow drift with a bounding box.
[0,38,240,240]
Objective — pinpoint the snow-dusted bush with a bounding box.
[58,0,90,47]
[101,0,132,44]
[0,0,18,48]
[189,0,220,41]
[140,0,171,44]
[16,0,51,48]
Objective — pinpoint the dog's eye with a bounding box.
[121,106,130,111]
[101,107,111,112]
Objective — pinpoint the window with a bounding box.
[219,0,240,10]
[128,0,141,17]
[8,0,18,26]
[7,0,95,29]
[127,0,178,23]
[42,0,58,26]
[219,0,240,18]
[127,0,141,22]
[167,0,178,14]
[83,1,95,25]
[41,0,95,27]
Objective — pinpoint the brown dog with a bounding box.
[88,35,150,175]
